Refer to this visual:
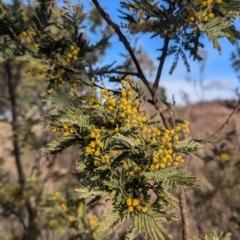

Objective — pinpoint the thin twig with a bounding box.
[91,0,152,93]
[151,36,170,128]
[69,68,140,78]
[179,187,190,240]
[203,98,240,143]
[35,155,57,207]
[80,78,121,95]
[0,200,27,231]
[153,37,169,91]
[153,0,173,91]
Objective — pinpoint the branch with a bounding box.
[80,78,121,95]
[153,37,170,90]
[147,98,170,129]
[153,0,173,91]
[25,199,37,240]
[91,0,152,93]
[35,155,57,207]
[0,199,27,231]
[151,37,170,129]
[94,70,139,77]
[5,60,25,186]
[91,0,172,130]
[178,187,190,240]
[69,67,140,78]
[203,98,240,143]
[5,60,38,240]
[8,26,36,57]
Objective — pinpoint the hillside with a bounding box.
[0,99,239,239]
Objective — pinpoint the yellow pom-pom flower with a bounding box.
[126,198,133,206]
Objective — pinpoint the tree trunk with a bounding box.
[5,60,38,240]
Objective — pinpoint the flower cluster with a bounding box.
[188,0,223,23]
[125,126,185,179]
[88,76,148,129]
[19,28,40,51]
[85,128,113,167]
[49,191,82,226]
[126,197,148,213]
[123,0,229,39]
[50,76,192,215]
[64,45,80,63]
[87,215,102,238]
[219,153,230,162]
[51,122,75,137]
[29,64,47,75]
[21,21,81,94]
[182,120,190,134]
[88,215,99,229]
[51,76,190,172]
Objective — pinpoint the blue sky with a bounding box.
[81,0,240,105]
[22,0,240,105]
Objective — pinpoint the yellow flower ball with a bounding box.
[136,205,142,211]
[132,199,140,207]
[174,135,179,141]
[101,158,107,164]
[89,141,96,148]
[68,215,76,223]
[63,132,69,137]
[90,132,96,138]
[162,157,167,163]
[160,163,166,169]
[94,160,101,166]
[126,198,133,206]
[220,153,230,162]
[175,126,181,132]
[94,150,100,157]
[51,127,57,133]
[73,49,79,55]
[85,147,92,154]
[154,164,160,170]
[208,13,214,19]
[67,53,73,58]
[141,116,147,123]
[141,206,148,213]
[126,75,132,81]
[127,90,133,96]
[189,16,195,22]
[128,206,134,212]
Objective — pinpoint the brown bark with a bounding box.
[179,188,190,240]
[5,60,38,240]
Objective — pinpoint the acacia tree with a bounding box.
[0,2,115,240]
[0,0,240,240]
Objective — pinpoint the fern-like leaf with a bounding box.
[142,167,198,190]
[99,210,129,236]
[75,187,108,199]
[135,210,173,240]
[193,231,231,240]
[41,135,79,155]
[48,92,83,112]
[174,137,202,154]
